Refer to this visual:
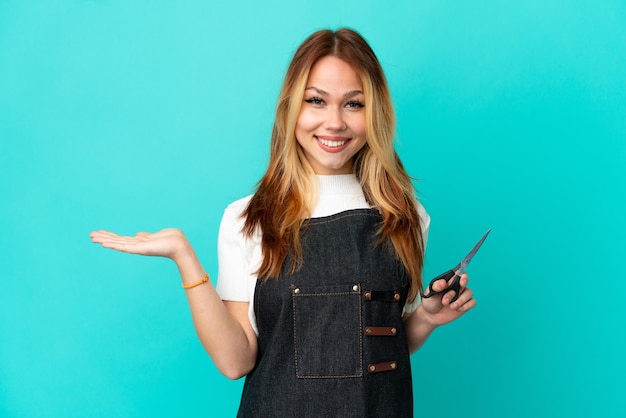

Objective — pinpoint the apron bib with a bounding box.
[238,209,414,417]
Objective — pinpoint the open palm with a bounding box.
[90,228,188,260]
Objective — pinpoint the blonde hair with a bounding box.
[243,28,425,301]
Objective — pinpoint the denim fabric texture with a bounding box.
[237,209,413,417]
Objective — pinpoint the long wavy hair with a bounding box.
[242,28,425,301]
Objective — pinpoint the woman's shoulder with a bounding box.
[224,195,253,213]
[220,195,263,240]
[416,200,429,219]
[218,195,253,232]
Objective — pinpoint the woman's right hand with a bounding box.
[90,228,191,262]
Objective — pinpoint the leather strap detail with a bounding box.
[364,326,397,337]
[363,290,401,302]
[367,361,398,374]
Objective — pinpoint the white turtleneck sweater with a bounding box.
[215,174,430,335]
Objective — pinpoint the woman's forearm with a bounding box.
[404,305,439,354]
[90,228,258,379]
[174,243,257,379]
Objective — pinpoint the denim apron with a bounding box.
[238,209,414,417]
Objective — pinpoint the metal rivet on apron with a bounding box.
[369,365,376,372]
[365,327,372,335]
[364,291,372,300]
[391,362,397,369]
[352,284,360,292]
[393,292,400,301]
[391,327,397,335]
[294,288,300,294]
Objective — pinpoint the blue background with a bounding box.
[1,1,624,416]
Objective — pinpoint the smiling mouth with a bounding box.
[316,136,350,148]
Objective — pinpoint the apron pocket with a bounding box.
[292,283,362,378]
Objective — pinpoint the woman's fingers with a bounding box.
[442,273,470,307]
[451,293,476,312]
[441,290,456,305]
[435,272,462,305]
[90,230,116,243]
[431,278,449,292]
[449,276,475,312]
[90,230,144,252]
[90,228,186,258]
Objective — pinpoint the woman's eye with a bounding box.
[304,97,324,105]
[346,101,364,109]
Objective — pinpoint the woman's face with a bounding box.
[295,55,367,175]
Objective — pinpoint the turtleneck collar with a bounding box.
[311,174,369,218]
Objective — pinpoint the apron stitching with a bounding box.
[292,288,364,379]
[358,282,363,377]
[291,289,299,377]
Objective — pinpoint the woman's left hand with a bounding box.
[419,272,476,326]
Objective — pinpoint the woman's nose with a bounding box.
[324,107,347,131]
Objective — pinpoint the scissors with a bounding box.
[422,228,491,303]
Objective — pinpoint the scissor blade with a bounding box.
[458,228,491,274]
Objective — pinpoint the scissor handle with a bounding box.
[421,269,462,303]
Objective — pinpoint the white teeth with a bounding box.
[318,138,347,147]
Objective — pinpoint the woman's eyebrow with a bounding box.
[305,86,364,98]
[344,90,363,99]
[305,87,328,95]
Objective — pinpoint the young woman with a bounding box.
[91,28,475,417]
